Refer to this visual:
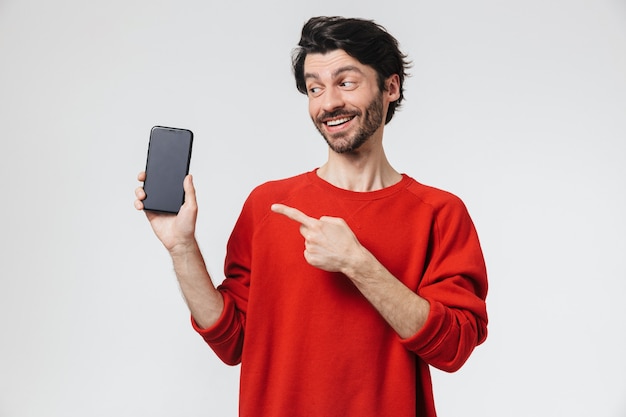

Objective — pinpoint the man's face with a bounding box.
[303,50,389,154]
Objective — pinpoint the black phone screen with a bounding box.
[143,126,193,214]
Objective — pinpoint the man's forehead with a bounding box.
[303,50,369,77]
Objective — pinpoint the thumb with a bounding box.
[183,174,197,207]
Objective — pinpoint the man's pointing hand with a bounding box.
[271,203,364,273]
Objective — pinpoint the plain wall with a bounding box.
[1,1,625,416]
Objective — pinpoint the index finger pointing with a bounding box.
[271,204,315,226]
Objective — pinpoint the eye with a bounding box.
[307,85,323,97]
[340,81,356,89]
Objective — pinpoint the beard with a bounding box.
[312,92,384,154]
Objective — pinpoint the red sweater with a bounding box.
[193,170,488,417]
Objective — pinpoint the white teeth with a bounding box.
[326,117,352,126]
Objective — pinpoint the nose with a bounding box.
[321,87,345,113]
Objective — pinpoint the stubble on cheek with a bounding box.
[311,93,384,154]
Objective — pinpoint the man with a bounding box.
[135,16,488,417]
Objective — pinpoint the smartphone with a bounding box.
[143,126,193,214]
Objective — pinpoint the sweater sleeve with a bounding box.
[191,294,244,365]
[400,195,488,372]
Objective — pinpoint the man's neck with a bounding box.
[317,144,402,192]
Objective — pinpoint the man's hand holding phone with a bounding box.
[135,171,199,254]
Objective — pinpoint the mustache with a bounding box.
[316,109,361,123]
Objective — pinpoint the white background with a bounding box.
[1,1,625,416]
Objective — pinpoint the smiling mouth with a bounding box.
[325,116,354,127]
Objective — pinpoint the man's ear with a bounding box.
[385,74,401,102]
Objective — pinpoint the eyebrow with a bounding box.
[304,65,365,82]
